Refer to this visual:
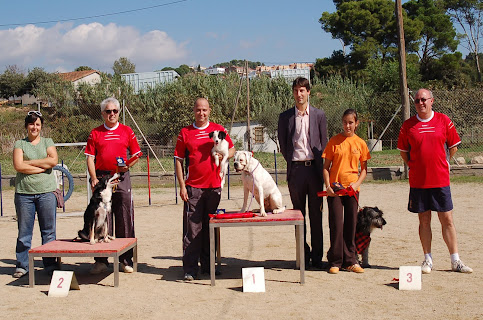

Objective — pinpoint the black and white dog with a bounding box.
[78,173,120,245]
[209,130,229,188]
[355,206,386,267]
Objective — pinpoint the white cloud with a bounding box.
[0,23,187,72]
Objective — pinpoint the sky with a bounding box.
[0,0,342,73]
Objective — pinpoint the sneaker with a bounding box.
[90,262,108,274]
[421,260,432,274]
[346,264,364,273]
[120,263,134,273]
[183,273,195,281]
[451,260,473,273]
[12,268,28,278]
[329,267,339,274]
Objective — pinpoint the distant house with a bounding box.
[204,67,225,75]
[230,121,278,152]
[121,70,179,94]
[58,70,101,89]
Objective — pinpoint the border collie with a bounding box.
[78,173,120,244]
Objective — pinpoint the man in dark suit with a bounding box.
[278,77,328,269]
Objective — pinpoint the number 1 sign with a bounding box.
[48,271,80,297]
[399,266,422,290]
[242,267,265,292]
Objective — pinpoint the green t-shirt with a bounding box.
[14,137,57,194]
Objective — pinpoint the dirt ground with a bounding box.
[0,182,481,320]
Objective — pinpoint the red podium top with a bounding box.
[29,238,137,254]
[209,209,303,225]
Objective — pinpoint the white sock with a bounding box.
[424,253,433,264]
[451,253,460,263]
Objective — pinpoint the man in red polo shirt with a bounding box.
[175,98,235,281]
[398,89,472,274]
[85,97,141,274]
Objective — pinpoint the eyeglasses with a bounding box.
[415,98,430,104]
[28,110,42,117]
[104,109,119,114]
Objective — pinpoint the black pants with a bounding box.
[327,194,359,268]
[95,171,135,267]
[182,185,221,275]
[288,164,324,264]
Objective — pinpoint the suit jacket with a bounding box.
[278,105,328,182]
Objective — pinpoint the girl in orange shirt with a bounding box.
[322,109,371,274]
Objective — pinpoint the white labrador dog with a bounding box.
[209,130,229,188]
[233,151,285,216]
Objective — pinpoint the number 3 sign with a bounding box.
[399,266,422,290]
[48,271,80,297]
[242,267,265,292]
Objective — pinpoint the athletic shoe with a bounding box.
[120,263,134,273]
[183,273,195,281]
[421,260,432,274]
[346,264,364,273]
[451,260,473,273]
[90,262,108,274]
[329,267,339,274]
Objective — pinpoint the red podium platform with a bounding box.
[28,238,137,288]
[209,209,305,286]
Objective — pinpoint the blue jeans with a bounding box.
[15,192,57,271]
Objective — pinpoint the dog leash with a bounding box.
[317,184,362,210]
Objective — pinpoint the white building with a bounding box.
[121,70,180,94]
[204,67,226,75]
[230,121,278,152]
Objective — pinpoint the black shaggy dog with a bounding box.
[78,173,120,245]
[355,206,386,268]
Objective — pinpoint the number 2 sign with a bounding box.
[242,267,265,292]
[399,266,422,290]
[48,271,80,297]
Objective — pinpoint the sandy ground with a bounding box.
[0,182,482,320]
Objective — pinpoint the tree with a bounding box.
[75,66,93,71]
[314,50,349,78]
[0,65,26,99]
[444,0,483,81]
[404,0,459,79]
[112,57,136,75]
[175,64,192,76]
[25,67,51,94]
[319,0,422,74]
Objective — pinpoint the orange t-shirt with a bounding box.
[322,133,371,189]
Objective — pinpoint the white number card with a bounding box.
[399,266,422,290]
[242,267,265,293]
[48,271,80,297]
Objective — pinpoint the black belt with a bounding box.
[292,160,313,166]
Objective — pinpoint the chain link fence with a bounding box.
[2,76,482,176]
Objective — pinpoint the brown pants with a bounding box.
[327,194,359,268]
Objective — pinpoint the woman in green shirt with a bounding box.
[12,111,58,278]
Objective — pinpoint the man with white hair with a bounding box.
[398,89,472,274]
[85,97,141,274]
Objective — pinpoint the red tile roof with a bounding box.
[58,70,100,82]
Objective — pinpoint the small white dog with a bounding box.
[209,130,229,188]
[233,151,285,216]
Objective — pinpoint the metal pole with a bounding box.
[274,150,278,186]
[147,150,151,206]
[227,163,230,200]
[62,160,65,212]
